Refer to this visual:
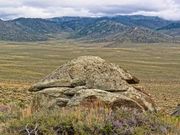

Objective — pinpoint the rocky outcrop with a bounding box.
[29,56,156,112]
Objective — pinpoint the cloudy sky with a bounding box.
[0,0,180,20]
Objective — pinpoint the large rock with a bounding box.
[29,56,156,112]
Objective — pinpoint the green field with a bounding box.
[0,41,180,113]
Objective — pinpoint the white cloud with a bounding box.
[0,0,180,20]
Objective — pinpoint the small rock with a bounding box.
[171,104,180,116]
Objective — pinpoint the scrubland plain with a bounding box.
[0,41,180,134]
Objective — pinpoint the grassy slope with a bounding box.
[0,41,180,113]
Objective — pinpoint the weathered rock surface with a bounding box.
[29,56,156,112]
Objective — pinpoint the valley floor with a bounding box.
[0,41,180,114]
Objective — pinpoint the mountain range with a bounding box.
[0,15,180,43]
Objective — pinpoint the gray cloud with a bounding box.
[0,0,180,20]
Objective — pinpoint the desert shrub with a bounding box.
[0,104,24,123]
[2,107,180,135]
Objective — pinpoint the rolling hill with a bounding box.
[0,15,179,43]
[0,19,47,41]
[157,22,180,40]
